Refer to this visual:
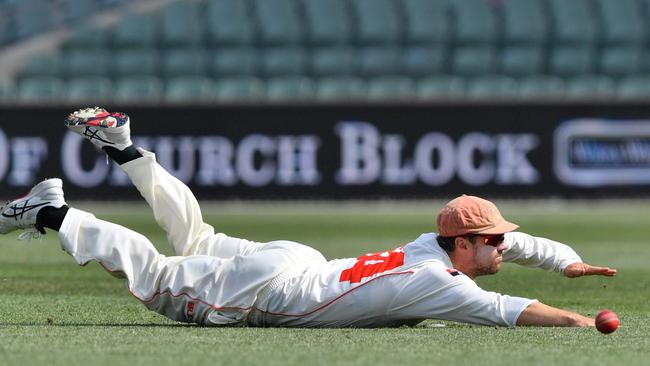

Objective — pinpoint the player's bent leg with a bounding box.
[58,208,173,297]
[57,208,255,325]
[1,179,326,326]
[120,149,261,258]
[65,107,259,258]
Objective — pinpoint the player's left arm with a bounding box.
[501,232,617,277]
[562,262,617,278]
[516,301,594,327]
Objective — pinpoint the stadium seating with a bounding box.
[111,12,158,48]
[598,46,643,76]
[17,54,63,80]
[302,0,353,45]
[260,47,308,76]
[451,0,498,45]
[214,76,265,100]
[11,0,52,39]
[211,47,259,76]
[351,0,403,45]
[66,77,113,102]
[499,47,544,77]
[367,76,416,100]
[0,82,15,101]
[617,76,650,97]
[266,76,316,100]
[64,49,111,77]
[5,0,650,102]
[401,46,448,77]
[253,0,303,45]
[205,0,256,46]
[402,0,451,45]
[18,77,65,101]
[594,0,645,78]
[315,76,366,100]
[62,26,109,50]
[518,75,566,98]
[162,48,208,77]
[452,46,496,76]
[113,49,159,77]
[565,75,616,98]
[358,47,400,77]
[467,76,519,99]
[0,2,11,46]
[548,0,600,45]
[596,0,645,45]
[165,76,216,102]
[114,76,164,102]
[310,47,356,76]
[548,46,595,77]
[60,0,102,23]
[416,76,465,99]
[159,0,203,46]
[501,0,549,45]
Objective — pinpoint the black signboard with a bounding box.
[1,104,650,199]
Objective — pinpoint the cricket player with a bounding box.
[0,107,617,328]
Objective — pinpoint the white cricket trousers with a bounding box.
[57,150,326,325]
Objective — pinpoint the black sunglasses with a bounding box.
[464,234,505,247]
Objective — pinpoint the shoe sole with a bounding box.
[64,112,129,129]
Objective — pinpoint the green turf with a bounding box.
[1,201,649,366]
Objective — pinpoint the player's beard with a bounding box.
[475,255,502,276]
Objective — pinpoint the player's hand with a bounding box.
[563,262,617,278]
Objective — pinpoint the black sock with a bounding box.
[103,145,143,165]
[36,205,70,233]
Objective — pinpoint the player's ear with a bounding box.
[454,236,470,251]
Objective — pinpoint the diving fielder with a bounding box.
[0,108,617,328]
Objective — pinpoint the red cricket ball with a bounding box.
[595,310,619,334]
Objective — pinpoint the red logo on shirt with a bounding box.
[187,302,195,321]
[446,268,462,277]
[340,247,405,284]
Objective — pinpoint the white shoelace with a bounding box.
[17,228,43,241]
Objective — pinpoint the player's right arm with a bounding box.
[388,264,595,327]
[516,302,594,327]
[387,264,536,327]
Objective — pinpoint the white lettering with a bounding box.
[61,132,109,187]
[8,137,48,186]
[382,135,416,184]
[237,134,276,186]
[457,133,496,186]
[276,135,321,185]
[196,136,237,186]
[155,137,195,183]
[0,129,9,181]
[496,134,540,184]
[414,133,455,185]
[333,123,539,187]
[335,122,381,184]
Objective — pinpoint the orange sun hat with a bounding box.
[436,195,519,237]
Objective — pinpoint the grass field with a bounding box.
[1,200,649,366]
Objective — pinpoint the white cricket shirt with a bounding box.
[248,232,582,328]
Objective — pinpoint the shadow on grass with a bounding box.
[0,322,196,327]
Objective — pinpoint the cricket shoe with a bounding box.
[64,107,132,150]
[0,178,66,240]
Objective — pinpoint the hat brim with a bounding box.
[473,220,519,235]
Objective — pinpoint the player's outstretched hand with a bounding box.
[563,262,617,278]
